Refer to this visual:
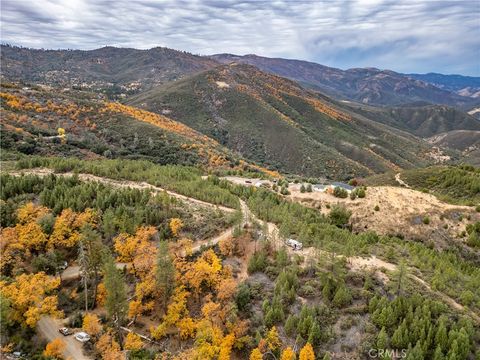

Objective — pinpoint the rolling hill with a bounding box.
[0,44,217,93]
[0,83,273,174]
[128,63,435,179]
[210,53,475,107]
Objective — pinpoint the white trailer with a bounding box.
[286,238,303,250]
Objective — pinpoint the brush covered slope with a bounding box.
[0,44,218,94]
[0,83,269,173]
[211,54,476,107]
[129,63,433,179]
[347,103,480,138]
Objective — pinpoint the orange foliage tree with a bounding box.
[0,272,62,327]
[124,332,144,351]
[169,218,183,237]
[96,331,123,360]
[299,343,315,360]
[43,338,65,359]
[83,313,102,337]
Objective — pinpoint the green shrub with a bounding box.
[374,205,380,211]
[333,187,348,198]
[329,205,352,227]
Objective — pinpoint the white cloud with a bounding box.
[1,0,479,75]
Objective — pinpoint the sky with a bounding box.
[1,0,479,76]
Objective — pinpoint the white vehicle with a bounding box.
[286,238,303,250]
[74,332,91,343]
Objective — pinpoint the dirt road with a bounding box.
[37,317,91,360]
[61,263,128,281]
[9,168,236,213]
[395,172,410,188]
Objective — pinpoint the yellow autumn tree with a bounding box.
[218,333,236,360]
[184,249,222,295]
[96,331,123,360]
[43,338,65,359]
[194,318,224,360]
[299,343,315,360]
[1,227,23,273]
[17,221,48,250]
[58,127,66,144]
[169,218,183,237]
[265,326,281,352]
[114,226,156,263]
[0,272,62,327]
[150,286,195,340]
[49,208,96,249]
[280,347,296,360]
[83,313,102,337]
[124,332,143,350]
[128,299,143,321]
[250,348,263,360]
[96,282,107,306]
[17,202,49,224]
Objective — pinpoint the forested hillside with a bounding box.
[129,64,434,179]
[0,44,218,93]
[1,44,479,360]
[0,83,279,177]
[1,158,479,359]
[348,104,480,138]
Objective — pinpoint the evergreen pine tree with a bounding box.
[377,327,389,349]
[156,240,176,309]
[104,254,127,347]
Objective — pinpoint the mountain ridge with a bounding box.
[210,53,478,107]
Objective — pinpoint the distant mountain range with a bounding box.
[2,44,479,177]
[407,73,480,97]
[2,44,479,108]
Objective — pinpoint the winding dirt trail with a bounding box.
[395,172,410,188]
[8,168,236,213]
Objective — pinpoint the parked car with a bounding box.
[286,238,303,250]
[74,332,91,343]
[58,327,72,336]
[58,261,68,271]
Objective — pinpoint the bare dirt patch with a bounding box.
[289,186,479,245]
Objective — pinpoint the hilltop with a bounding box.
[0,44,217,93]
[128,63,435,179]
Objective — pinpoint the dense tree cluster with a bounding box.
[369,294,475,360]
